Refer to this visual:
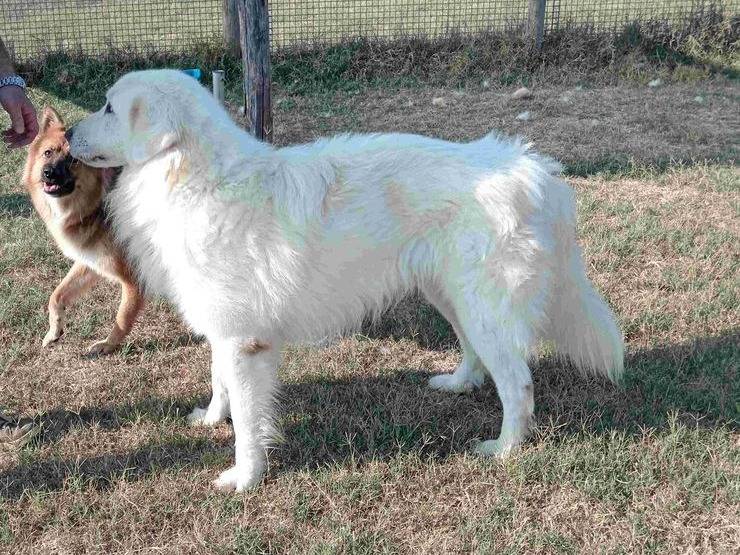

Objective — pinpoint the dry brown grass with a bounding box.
[0,76,738,553]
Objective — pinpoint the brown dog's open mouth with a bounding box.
[42,180,72,197]
[43,182,62,194]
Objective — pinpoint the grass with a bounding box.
[0,48,739,554]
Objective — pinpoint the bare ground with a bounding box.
[0,77,738,554]
[268,79,738,166]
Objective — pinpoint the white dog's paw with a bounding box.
[187,407,225,427]
[187,407,209,426]
[213,465,264,492]
[42,328,63,348]
[474,439,517,458]
[428,371,483,393]
[187,405,228,427]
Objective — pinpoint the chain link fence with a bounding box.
[2,1,737,61]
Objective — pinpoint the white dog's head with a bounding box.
[68,69,222,167]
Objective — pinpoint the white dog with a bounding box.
[68,69,623,491]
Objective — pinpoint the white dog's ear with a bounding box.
[127,95,182,165]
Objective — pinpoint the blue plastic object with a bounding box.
[182,68,202,81]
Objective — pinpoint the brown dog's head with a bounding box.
[28,107,77,197]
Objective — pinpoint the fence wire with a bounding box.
[545,0,731,31]
[2,1,737,61]
[269,1,529,47]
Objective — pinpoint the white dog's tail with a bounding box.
[543,186,624,382]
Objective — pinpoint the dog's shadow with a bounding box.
[1,329,737,499]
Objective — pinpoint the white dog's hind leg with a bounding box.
[428,345,484,393]
[473,350,533,458]
[424,288,486,393]
[187,351,230,426]
[452,288,535,457]
[211,337,279,492]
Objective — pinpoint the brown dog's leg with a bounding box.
[87,280,144,356]
[43,262,100,348]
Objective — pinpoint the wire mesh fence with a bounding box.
[269,1,530,47]
[2,0,737,61]
[544,0,733,31]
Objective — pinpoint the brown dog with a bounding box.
[22,107,144,356]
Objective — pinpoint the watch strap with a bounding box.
[0,75,26,90]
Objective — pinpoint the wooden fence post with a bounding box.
[237,0,272,142]
[223,0,241,57]
[527,0,546,51]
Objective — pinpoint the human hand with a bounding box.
[0,81,38,148]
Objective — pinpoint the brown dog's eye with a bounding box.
[43,149,52,158]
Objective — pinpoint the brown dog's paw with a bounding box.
[86,339,119,357]
[42,329,63,348]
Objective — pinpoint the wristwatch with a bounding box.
[0,75,26,90]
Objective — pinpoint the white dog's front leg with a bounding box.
[211,337,279,492]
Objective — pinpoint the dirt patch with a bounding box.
[268,78,738,173]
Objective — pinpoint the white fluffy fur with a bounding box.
[69,69,624,491]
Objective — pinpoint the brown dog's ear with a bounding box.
[39,106,65,132]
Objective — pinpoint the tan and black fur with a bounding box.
[22,107,144,356]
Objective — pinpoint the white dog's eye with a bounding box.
[104,102,113,115]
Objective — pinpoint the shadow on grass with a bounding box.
[1,328,736,499]
[0,193,33,218]
[562,153,738,179]
[0,437,231,498]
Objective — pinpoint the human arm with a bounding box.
[0,38,38,148]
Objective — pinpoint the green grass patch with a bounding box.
[565,157,737,180]
[626,336,739,424]
[513,418,736,508]
[232,526,270,555]
[0,278,48,341]
[0,509,12,545]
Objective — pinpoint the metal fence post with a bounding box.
[237,0,272,142]
[212,70,225,104]
[528,0,546,51]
